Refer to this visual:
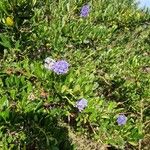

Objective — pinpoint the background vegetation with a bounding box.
[0,0,150,149]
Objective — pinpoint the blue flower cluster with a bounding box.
[51,60,69,75]
[117,114,127,125]
[76,98,88,112]
[44,58,69,75]
[80,5,90,17]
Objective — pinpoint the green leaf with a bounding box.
[61,85,68,93]
[10,89,16,100]
[34,100,43,111]
[0,96,8,109]
[73,84,81,93]
[0,35,12,49]
[0,110,9,121]
[108,102,117,111]
[15,40,20,49]
[128,141,138,146]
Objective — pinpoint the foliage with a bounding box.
[0,0,150,149]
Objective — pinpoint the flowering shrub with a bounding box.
[0,0,149,149]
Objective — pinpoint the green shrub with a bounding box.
[0,0,149,149]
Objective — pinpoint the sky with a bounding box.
[137,0,150,8]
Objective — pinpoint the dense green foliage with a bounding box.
[0,0,150,149]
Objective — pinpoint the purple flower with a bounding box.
[80,5,90,17]
[76,98,88,112]
[117,114,127,125]
[51,60,69,75]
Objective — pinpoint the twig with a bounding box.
[88,120,96,135]
[138,99,143,150]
